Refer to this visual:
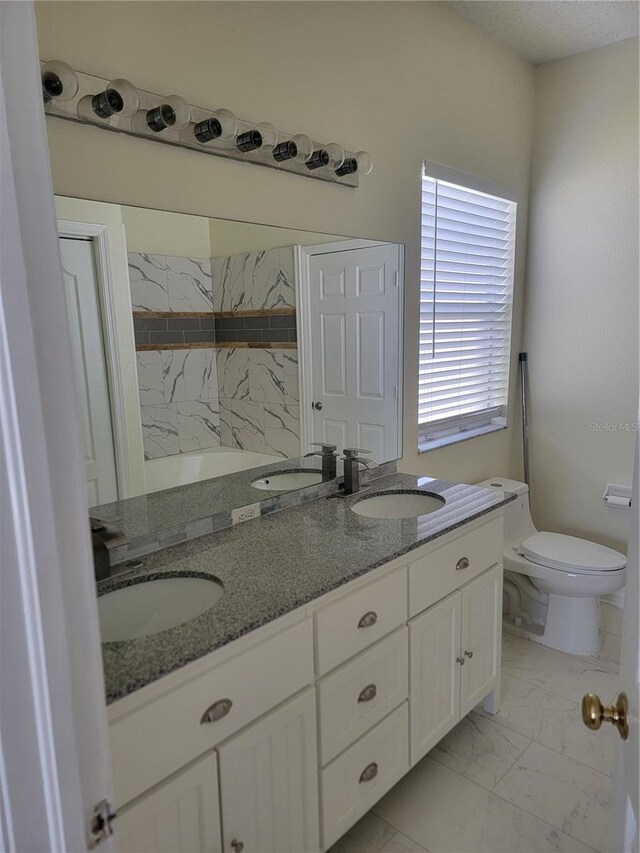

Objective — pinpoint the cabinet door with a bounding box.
[218,688,320,853]
[116,752,222,853]
[460,565,502,717]
[409,591,461,765]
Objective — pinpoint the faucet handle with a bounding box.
[310,442,337,454]
[343,447,371,457]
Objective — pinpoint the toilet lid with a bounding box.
[519,532,627,572]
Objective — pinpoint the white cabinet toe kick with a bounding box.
[109,512,503,853]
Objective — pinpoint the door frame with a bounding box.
[58,214,145,499]
[294,240,404,457]
[0,3,113,850]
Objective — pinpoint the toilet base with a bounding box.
[540,593,602,655]
[504,594,602,656]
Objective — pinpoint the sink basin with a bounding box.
[352,490,445,519]
[98,574,223,642]
[251,471,324,491]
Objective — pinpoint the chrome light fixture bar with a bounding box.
[41,61,373,188]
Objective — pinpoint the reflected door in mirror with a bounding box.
[60,237,119,505]
[307,244,400,462]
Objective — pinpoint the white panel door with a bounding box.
[60,236,118,505]
[308,244,400,462]
[116,752,222,853]
[218,688,320,853]
[608,434,638,853]
[409,590,462,765]
[460,566,502,717]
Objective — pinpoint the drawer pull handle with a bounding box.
[464,650,474,659]
[456,656,466,666]
[230,840,244,852]
[358,684,378,703]
[358,611,378,629]
[200,698,232,724]
[456,557,470,571]
[359,762,379,783]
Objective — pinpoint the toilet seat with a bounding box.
[518,532,626,574]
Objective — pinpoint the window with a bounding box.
[418,164,517,450]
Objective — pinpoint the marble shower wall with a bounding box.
[129,251,218,459]
[211,247,296,311]
[212,246,300,457]
[137,349,220,459]
[217,348,300,458]
[129,247,301,460]
[128,252,213,311]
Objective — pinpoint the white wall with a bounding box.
[524,38,639,552]
[123,205,212,256]
[35,0,535,484]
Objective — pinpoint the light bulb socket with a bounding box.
[42,71,63,102]
[236,130,263,152]
[92,88,125,118]
[306,149,329,170]
[194,117,222,143]
[273,140,297,162]
[335,157,358,176]
[146,104,176,132]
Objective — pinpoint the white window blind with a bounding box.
[419,169,517,447]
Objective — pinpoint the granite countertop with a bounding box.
[100,474,515,704]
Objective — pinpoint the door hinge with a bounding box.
[394,385,398,401]
[88,799,116,848]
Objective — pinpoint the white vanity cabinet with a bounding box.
[116,689,319,853]
[109,511,504,853]
[410,564,502,764]
[116,752,222,853]
[218,688,319,853]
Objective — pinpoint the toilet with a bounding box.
[476,477,626,656]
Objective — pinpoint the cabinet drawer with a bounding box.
[315,568,407,675]
[110,619,314,807]
[321,703,409,849]
[318,628,408,765]
[409,517,502,617]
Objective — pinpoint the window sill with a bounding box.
[418,421,506,454]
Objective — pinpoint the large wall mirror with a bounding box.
[55,196,403,511]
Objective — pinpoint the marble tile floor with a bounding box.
[330,630,620,853]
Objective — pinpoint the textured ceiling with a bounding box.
[447,1,639,64]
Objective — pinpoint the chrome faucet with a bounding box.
[304,442,339,481]
[341,448,374,496]
[90,517,127,582]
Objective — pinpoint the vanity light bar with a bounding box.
[40,60,373,187]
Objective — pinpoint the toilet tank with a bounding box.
[475,477,537,546]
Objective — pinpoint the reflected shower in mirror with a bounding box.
[56,196,403,506]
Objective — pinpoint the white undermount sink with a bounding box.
[351,490,446,519]
[98,575,224,642]
[251,471,324,491]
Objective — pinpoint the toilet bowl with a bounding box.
[476,478,626,655]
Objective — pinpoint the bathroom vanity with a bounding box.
[101,476,513,852]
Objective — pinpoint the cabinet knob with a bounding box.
[456,656,466,666]
[359,762,379,783]
[358,683,378,703]
[358,611,378,629]
[456,557,470,571]
[464,650,473,659]
[200,698,233,724]
[230,840,244,852]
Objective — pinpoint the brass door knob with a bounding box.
[582,691,629,740]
